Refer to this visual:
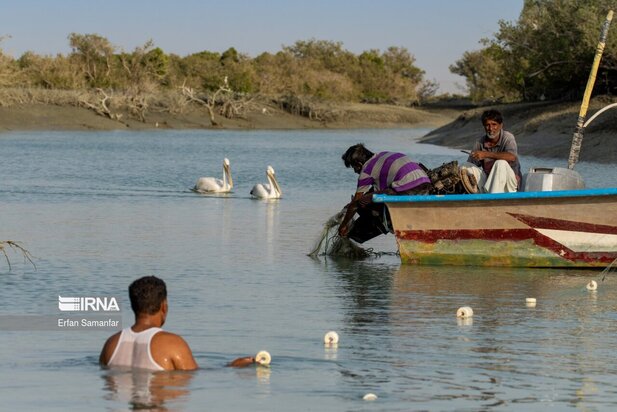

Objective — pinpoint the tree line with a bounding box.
[0,33,438,125]
[450,0,617,103]
[0,35,435,117]
[3,0,614,122]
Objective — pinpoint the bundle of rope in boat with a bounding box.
[307,208,399,259]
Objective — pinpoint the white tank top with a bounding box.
[107,327,165,371]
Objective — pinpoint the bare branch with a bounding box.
[0,241,36,271]
[179,81,219,126]
[78,88,123,121]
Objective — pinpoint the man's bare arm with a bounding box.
[338,192,364,237]
[228,356,255,368]
[151,332,198,371]
[99,332,121,366]
[170,336,198,370]
[471,150,516,163]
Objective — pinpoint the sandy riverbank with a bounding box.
[0,102,457,132]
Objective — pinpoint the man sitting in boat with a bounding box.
[338,144,431,243]
[463,109,523,193]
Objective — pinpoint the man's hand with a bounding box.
[357,192,373,207]
[228,356,255,368]
[470,150,487,161]
[338,222,350,237]
[338,192,364,238]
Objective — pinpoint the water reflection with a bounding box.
[323,346,338,361]
[2,129,616,411]
[388,265,617,406]
[255,366,271,387]
[102,369,194,411]
[264,200,279,260]
[322,262,617,407]
[325,257,395,329]
[457,317,474,328]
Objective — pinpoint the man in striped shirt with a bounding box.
[338,144,431,243]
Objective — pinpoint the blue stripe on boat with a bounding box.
[373,187,617,203]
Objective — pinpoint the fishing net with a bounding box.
[307,209,373,259]
[601,257,617,282]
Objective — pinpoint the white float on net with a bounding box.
[456,306,473,318]
[255,350,271,366]
[324,331,339,345]
[363,393,378,401]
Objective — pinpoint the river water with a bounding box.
[1,128,616,411]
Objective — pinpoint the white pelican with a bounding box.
[193,158,233,193]
[250,165,282,199]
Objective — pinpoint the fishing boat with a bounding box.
[374,188,617,268]
[373,11,617,268]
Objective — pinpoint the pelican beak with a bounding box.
[224,163,233,188]
[270,171,282,196]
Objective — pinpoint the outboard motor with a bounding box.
[522,167,585,192]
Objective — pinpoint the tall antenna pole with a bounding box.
[568,10,613,170]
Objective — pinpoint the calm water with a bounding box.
[1,128,617,411]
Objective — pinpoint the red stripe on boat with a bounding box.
[508,213,617,234]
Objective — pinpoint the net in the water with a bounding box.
[307,209,372,259]
[601,257,617,282]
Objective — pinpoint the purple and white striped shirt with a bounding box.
[356,152,430,194]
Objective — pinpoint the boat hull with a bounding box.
[374,188,617,268]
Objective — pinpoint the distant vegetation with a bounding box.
[2,0,615,124]
[0,35,438,124]
[450,0,617,103]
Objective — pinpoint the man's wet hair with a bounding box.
[342,143,374,168]
[481,109,503,124]
[129,276,167,315]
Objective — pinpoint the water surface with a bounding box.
[1,128,616,411]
